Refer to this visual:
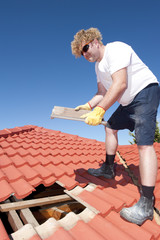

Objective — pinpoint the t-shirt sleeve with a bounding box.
[107,42,132,75]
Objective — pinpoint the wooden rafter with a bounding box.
[0,194,72,212]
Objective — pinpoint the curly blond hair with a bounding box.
[71,27,103,58]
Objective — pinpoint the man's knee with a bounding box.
[138,145,156,158]
[138,145,153,152]
[105,126,118,136]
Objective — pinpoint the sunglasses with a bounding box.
[81,39,94,56]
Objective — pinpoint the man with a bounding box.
[71,27,160,225]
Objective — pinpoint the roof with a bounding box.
[0,125,160,240]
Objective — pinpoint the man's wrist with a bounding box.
[93,106,106,118]
[97,106,106,112]
[87,102,92,110]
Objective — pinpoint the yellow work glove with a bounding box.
[80,106,105,126]
[75,102,92,111]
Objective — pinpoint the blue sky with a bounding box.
[0,0,160,145]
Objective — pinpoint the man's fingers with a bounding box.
[80,113,90,119]
[75,105,83,111]
[75,103,92,111]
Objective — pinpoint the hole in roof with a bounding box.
[0,183,86,234]
[24,183,86,224]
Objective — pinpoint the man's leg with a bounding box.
[138,145,157,187]
[87,103,131,178]
[120,145,156,225]
[105,126,118,155]
[138,145,157,202]
[87,127,118,178]
[120,83,159,225]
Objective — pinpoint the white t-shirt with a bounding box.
[95,41,158,106]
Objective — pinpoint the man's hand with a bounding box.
[80,106,105,126]
[75,102,92,111]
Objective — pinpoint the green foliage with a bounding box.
[129,131,136,145]
[129,121,160,144]
[154,121,160,143]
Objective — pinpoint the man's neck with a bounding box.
[97,44,105,62]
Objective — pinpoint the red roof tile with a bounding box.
[46,227,75,240]
[88,214,134,240]
[10,178,35,199]
[0,125,159,239]
[0,179,14,201]
[0,219,10,240]
[106,211,153,240]
[78,189,114,216]
[2,165,23,182]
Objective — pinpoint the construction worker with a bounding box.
[71,27,160,225]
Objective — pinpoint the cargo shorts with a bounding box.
[107,83,160,145]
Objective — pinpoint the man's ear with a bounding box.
[94,39,99,48]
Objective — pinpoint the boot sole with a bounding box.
[120,211,153,226]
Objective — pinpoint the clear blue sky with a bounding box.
[0,0,160,145]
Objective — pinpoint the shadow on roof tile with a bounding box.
[74,162,136,190]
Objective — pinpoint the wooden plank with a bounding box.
[5,200,23,231]
[51,106,107,126]
[0,194,72,212]
[12,196,39,227]
[20,208,39,227]
[7,210,24,231]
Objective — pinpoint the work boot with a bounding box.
[120,195,154,225]
[88,162,115,179]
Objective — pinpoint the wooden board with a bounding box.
[12,196,39,227]
[8,210,24,231]
[5,199,24,231]
[51,106,107,126]
[20,208,39,227]
[0,194,72,212]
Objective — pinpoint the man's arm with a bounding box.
[89,82,107,108]
[98,68,127,110]
[75,82,106,110]
[82,68,127,126]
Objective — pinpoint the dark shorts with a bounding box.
[107,83,160,145]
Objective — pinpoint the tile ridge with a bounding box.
[78,208,96,222]
[35,126,61,135]
[32,210,96,239]
[11,223,40,240]
[35,210,96,239]
[0,125,37,139]
[35,217,59,239]
[58,212,80,230]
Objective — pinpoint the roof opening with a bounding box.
[0,183,86,235]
